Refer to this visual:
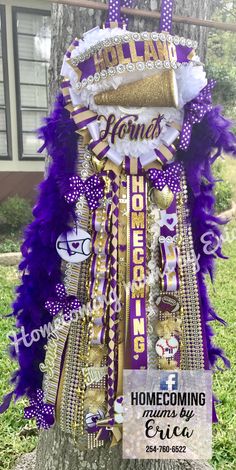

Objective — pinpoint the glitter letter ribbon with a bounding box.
[127,161,148,369]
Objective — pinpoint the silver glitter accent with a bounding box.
[69,32,197,67]
[155,60,163,68]
[123,33,131,42]
[81,78,88,87]
[146,60,154,69]
[159,32,166,42]
[151,32,159,41]
[108,66,116,75]
[117,63,125,73]
[104,38,111,47]
[127,62,135,72]
[136,61,145,71]
[173,35,180,45]
[94,72,100,82]
[132,32,141,41]
[171,60,178,69]
[74,59,192,90]
[141,31,149,40]
[100,70,107,79]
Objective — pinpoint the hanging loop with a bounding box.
[160,0,174,33]
[106,0,136,28]
[120,0,134,26]
[106,0,122,27]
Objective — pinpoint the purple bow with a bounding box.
[45,283,81,321]
[147,161,182,193]
[24,389,54,430]
[179,80,216,151]
[64,174,105,210]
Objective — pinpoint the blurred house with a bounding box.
[0,0,50,201]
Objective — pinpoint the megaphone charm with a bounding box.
[94,69,178,108]
[56,228,91,263]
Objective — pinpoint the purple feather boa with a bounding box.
[177,107,236,422]
[178,107,236,373]
[2,95,77,408]
[1,96,235,416]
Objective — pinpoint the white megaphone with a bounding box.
[56,228,91,263]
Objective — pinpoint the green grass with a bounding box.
[0,232,21,254]
[210,219,236,470]
[0,222,236,469]
[221,154,236,202]
[0,267,37,470]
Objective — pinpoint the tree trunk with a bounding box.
[35,424,213,470]
[38,1,217,469]
[49,0,219,103]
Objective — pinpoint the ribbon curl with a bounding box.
[179,80,216,151]
[24,389,54,430]
[45,283,81,321]
[64,174,105,210]
[147,161,182,193]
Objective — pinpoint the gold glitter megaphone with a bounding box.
[94,69,178,108]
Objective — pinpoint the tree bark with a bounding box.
[35,424,213,470]
[39,1,217,469]
[49,0,219,104]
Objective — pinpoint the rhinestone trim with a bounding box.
[70,32,198,67]
[74,60,188,91]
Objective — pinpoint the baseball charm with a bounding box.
[155,336,179,358]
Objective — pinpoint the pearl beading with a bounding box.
[70,32,198,67]
[74,59,190,91]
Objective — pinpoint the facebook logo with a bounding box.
[160,372,178,391]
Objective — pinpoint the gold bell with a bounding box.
[94,69,178,108]
[150,184,174,209]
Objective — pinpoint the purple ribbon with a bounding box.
[24,389,54,430]
[45,283,81,321]
[160,0,174,33]
[147,161,182,193]
[74,43,194,84]
[64,174,105,211]
[179,80,216,151]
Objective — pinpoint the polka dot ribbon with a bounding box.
[179,80,216,151]
[106,0,136,27]
[106,0,122,26]
[45,283,81,321]
[120,0,134,26]
[24,389,54,430]
[64,174,105,211]
[147,161,182,193]
[160,0,174,33]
